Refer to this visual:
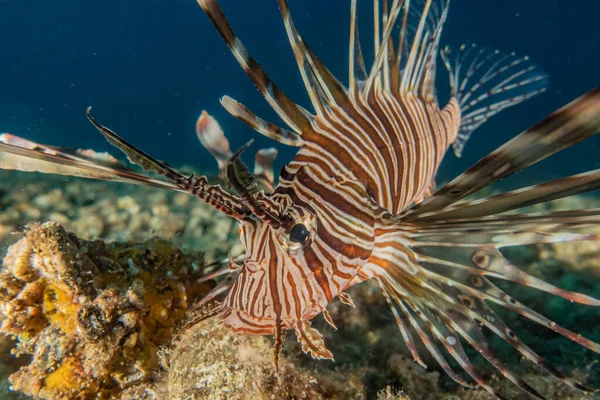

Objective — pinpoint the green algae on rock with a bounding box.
[0,221,211,399]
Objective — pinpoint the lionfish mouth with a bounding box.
[221,256,329,332]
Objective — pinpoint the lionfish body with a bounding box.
[1,1,600,398]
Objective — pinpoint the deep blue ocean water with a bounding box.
[1,0,599,187]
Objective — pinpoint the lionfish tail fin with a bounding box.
[441,44,549,157]
[371,214,600,398]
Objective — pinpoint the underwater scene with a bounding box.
[0,0,599,399]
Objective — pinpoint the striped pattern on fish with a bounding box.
[195,0,598,398]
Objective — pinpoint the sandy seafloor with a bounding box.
[0,168,599,399]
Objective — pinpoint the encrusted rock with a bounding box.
[169,319,322,400]
[0,221,210,399]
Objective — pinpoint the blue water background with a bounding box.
[1,0,599,188]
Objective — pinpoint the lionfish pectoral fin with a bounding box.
[293,319,334,361]
[375,274,476,388]
[373,264,549,399]
[413,179,436,205]
[415,170,600,222]
[373,216,600,397]
[0,133,181,191]
[440,44,549,157]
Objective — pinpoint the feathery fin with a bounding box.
[293,319,334,360]
[441,44,549,157]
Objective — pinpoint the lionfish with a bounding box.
[1,0,600,398]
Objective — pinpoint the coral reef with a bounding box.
[0,221,210,399]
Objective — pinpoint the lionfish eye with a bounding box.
[289,223,309,243]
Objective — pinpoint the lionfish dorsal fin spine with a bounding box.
[400,0,433,93]
[394,0,410,76]
[220,96,303,147]
[349,0,369,96]
[417,0,450,101]
[349,0,359,93]
[276,2,351,112]
[277,0,326,116]
[196,0,314,135]
[363,0,403,94]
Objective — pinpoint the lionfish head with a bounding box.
[221,163,377,339]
